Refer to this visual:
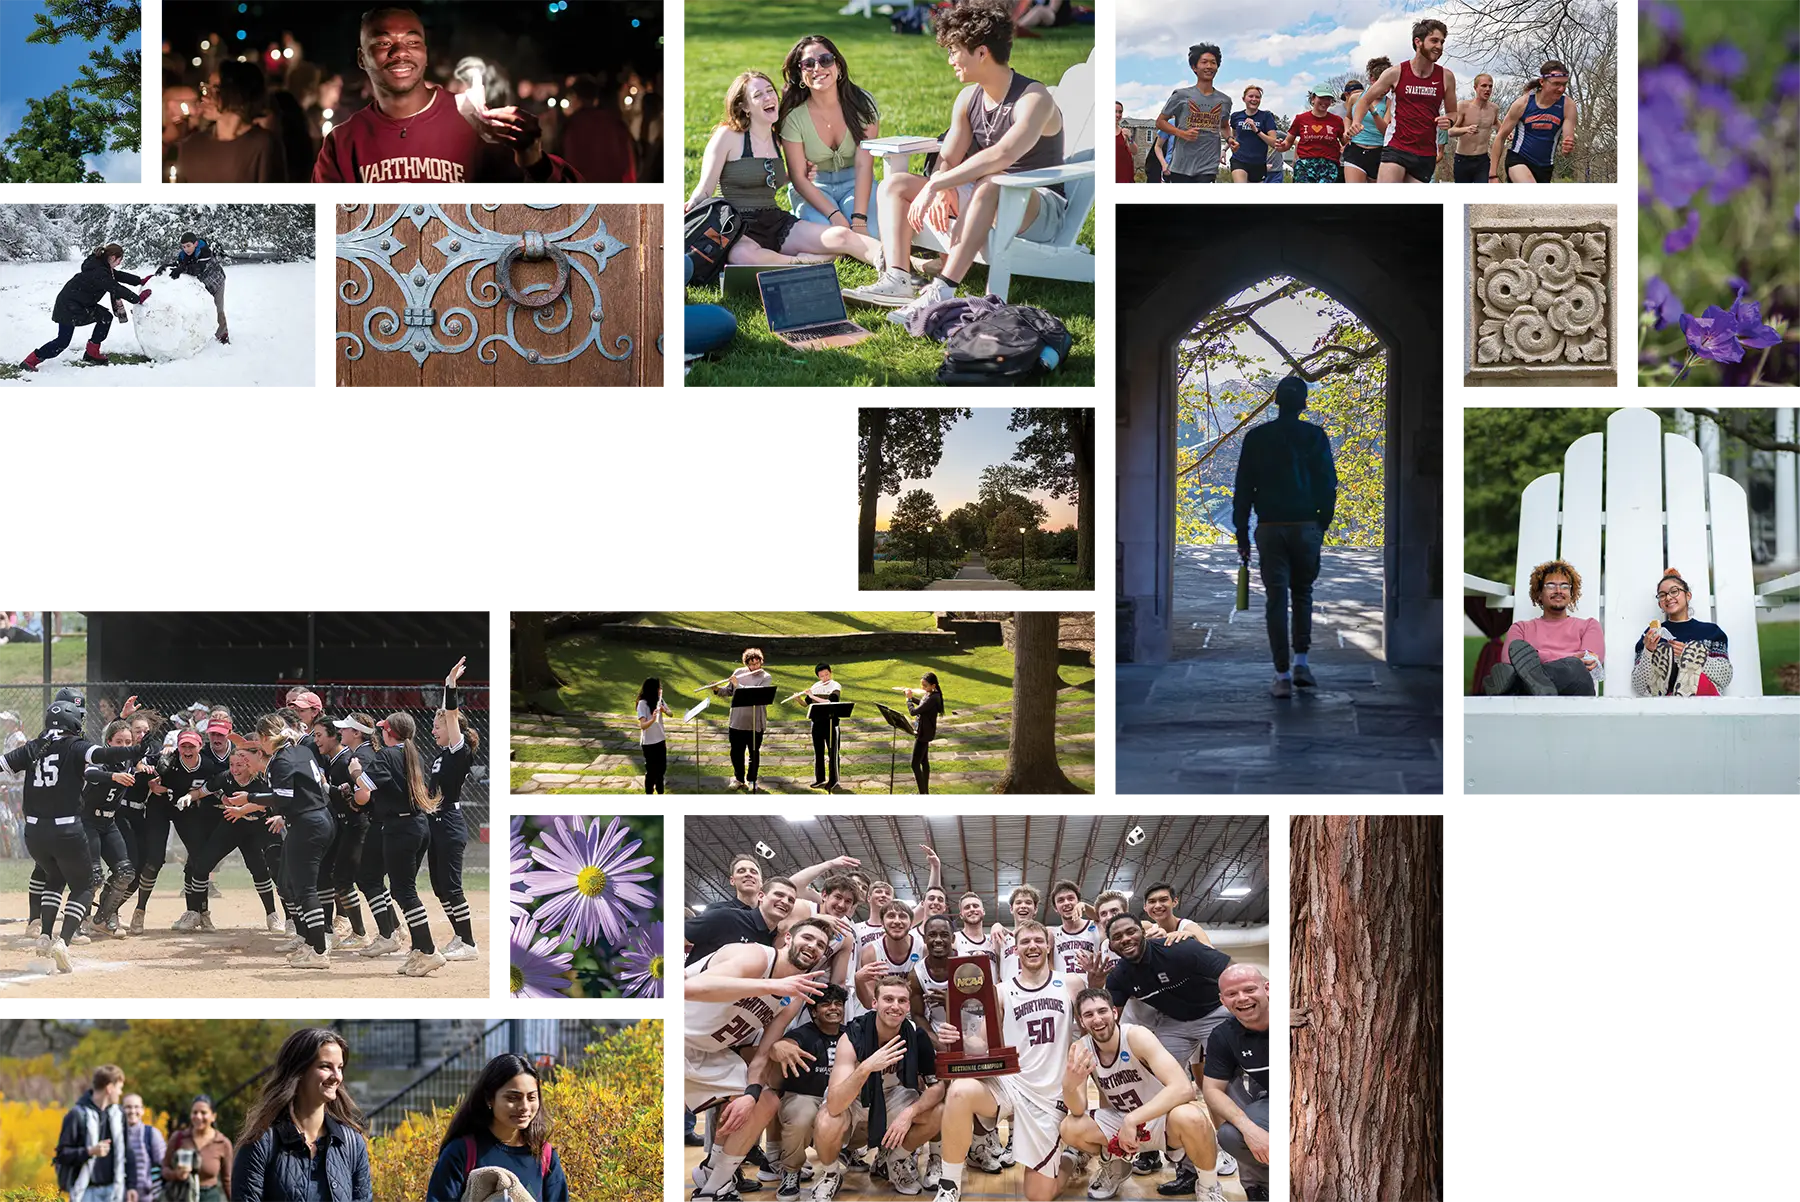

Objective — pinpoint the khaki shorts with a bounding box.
[949,182,1069,243]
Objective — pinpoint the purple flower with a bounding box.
[521,816,657,947]
[1706,156,1753,203]
[1702,43,1747,80]
[1682,308,1747,364]
[617,921,665,997]
[1727,287,1783,349]
[1778,64,1800,100]
[510,914,575,999]
[510,816,532,922]
[1645,2,1682,35]
[1645,277,1684,330]
[1663,210,1701,254]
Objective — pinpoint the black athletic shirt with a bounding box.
[266,743,329,816]
[684,904,775,965]
[153,751,211,802]
[325,746,363,820]
[81,757,133,817]
[428,737,473,810]
[1105,938,1233,1021]
[1202,1015,1270,1101]
[4,732,138,822]
[779,1021,841,1099]
[358,741,418,820]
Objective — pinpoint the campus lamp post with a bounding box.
[925,526,933,577]
[1019,526,1027,573]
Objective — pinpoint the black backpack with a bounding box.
[936,305,1072,385]
[684,199,742,288]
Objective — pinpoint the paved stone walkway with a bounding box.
[926,557,1022,591]
[1118,544,1442,794]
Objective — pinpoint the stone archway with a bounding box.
[1118,206,1444,668]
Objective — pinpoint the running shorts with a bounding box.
[1453,152,1491,183]
[1230,162,1266,183]
[979,1075,1063,1176]
[1342,142,1381,177]
[1094,1106,1170,1153]
[1505,151,1553,183]
[1293,157,1339,183]
[1380,146,1436,181]
[686,1044,750,1110]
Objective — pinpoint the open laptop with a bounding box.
[722,263,807,300]
[758,263,875,350]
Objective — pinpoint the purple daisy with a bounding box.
[1644,277,1683,331]
[1664,210,1701,255]
[511,914,575,999]
[1644,2,1681,36]
[510,816,533,922]
[618,921,665,997]
[522,816,657,947]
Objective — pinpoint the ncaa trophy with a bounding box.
[939,955,1019,1077]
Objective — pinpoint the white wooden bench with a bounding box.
[861,49,1095,302]
[1465,407,1800,793]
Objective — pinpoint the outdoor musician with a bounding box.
[710,648,774,792]
[899,673,944,796]
[799,663,843,791]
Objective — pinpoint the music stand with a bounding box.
[729,686,777,792]
[875,703,915,795]
[683,697,711,789]
[808,701,854,789]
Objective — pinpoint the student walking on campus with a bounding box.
[56,1064,127,1202]
[1232,376,1339,698]
[426,1053,569,1200]
[233,1028,370,1201]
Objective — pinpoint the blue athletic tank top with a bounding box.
[1509,91,1564,164]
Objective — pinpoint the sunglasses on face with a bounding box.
[800,54,836,71]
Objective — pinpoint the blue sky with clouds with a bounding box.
[1,0,141,180]
[1118,0,1494,123]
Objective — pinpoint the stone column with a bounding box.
[1117,319,1174,664]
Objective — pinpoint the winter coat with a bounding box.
[53,255,145,325]
[170,238,227,293]
[232,1115,371,1202]
[56,1089,126,1202]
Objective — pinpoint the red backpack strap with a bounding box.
[540,1142,554,1178]
[464,1134,478,1175]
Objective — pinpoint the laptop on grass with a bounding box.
[758,263,875,350]
[722,263,808,299]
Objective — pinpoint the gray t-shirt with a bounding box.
[1159,85,1229,177]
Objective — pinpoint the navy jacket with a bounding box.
[1231,411,1338,545]
[52,255,145,324]
[232,1115,371,1201]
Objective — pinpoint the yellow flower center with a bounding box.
[649,954,664,980]
[509,965,524,993]
[576,866,608,897]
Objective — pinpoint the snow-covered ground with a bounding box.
[0,260,314,387]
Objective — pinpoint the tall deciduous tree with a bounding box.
[996,612,1081,793]
[512,613,566,712]
[858,408,970,574]
[888,489,943,567]
[1009,408,1095,582]
[1291,815,1441,1202]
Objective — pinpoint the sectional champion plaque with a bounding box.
[939,954,1020,1077]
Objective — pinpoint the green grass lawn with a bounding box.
[629,612,938,635]
[1467,623,1800,695]
[0,638,88,685]
[684,0,1094,387]
[535,634,1096,715]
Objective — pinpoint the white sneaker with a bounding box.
[1087,1155,1133,1199]
[171,910,202,931]
[886,1150,921,1196]
[33,933,51,956]
[1215,1151,1238,1177]
[1198,1182,1226,1202]
[931,1184,959,1202]
[199,912,216,932]
[810,1169,842,1202]
[272,914,291,934]
[287,946,331,970]
[49,938,73,973]
[921,1151,941,1189]
[358,933,403,957]
[337,933,370,951]
[275,934,306,953]
[889,277,954,327]
[967,1128,1002,1173]
[401,948,448,977]
[128,909,145,935]
[844,270,926,308]
[441,936,479,961]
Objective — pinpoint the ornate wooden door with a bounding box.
[334,203,662,387]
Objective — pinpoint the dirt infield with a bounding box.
[0,864,490,998]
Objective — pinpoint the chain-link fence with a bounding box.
[0,680,490,857]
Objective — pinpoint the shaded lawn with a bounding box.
[684,0,1094,386]
[0,638,88,685]
[629,611,938,635]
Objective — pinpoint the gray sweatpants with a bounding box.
[1254,521,1323,671]
[1215,1080,1269,1188]
[206,275,228,340]
[1497,639,1595,695]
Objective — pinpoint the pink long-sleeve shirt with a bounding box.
[1500,615,1605,671]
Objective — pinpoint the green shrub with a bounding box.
[866,571,929,590]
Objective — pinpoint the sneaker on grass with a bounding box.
[890,278,955,327]
[844,269,928,307]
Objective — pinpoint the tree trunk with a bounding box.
[996,612,1081,793]
[511,613,566,709]
[1291,816,1442,1202]
[858,411,889,575]
[1070,409,1094,582]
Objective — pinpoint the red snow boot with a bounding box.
[83,342,108,364]
[20,352,42,372]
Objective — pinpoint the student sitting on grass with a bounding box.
[844,0,1066,319]
[685,70,880,268]
[779,35,884,239]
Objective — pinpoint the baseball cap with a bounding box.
[204,716,232,735]
[1309,84,1337,99]
[333,716,375,734]
[287,689,323,711]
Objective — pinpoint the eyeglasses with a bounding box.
[1656,588,1687,599]
[799,54,836,71]
[1540,582,1573,593]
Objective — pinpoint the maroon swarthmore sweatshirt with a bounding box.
[312,86,581,183]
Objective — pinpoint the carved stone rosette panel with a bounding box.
[1466,206,1618,386]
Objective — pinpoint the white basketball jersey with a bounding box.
[685,944,785,1052]
[1082,1024,1158,1114]
[873,931,924,973]
[1002,974,1074,1096]
[854,919,886,955]
[954,927,997,965]
[1053,920,1102,974]
[914,958,952,1027]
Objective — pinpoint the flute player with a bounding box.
[712,648,773,792]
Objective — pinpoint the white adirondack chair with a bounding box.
[1465,407,1800,793]
[863,49,1096,301]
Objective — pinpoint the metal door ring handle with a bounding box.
[498,237,570,308]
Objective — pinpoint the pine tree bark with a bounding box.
[996,612,1081,793]
[1291,816,1442,1202]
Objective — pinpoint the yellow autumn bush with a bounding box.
[0,1091,173,1196]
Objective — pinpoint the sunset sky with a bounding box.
[874,409,1079,531]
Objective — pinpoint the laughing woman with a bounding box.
[233,1028,371,1201]
[426,1054,569,1201]
[778,35,882,238]
[685,71,880,267]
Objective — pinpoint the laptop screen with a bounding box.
[761,264,848,333]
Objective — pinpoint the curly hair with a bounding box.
[1529,559,1583,608]
[936,0,1014,66]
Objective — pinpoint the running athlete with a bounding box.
[1343,58,1391,183]
[931,920,1082,1202]
[1273,86,1347,184]
[1049,878,1100,976]
[232,713,336,969]
[1227,87,1281,183]
[1061,990,1225,1202]
[313,715,372,949]
[350,711,447,976]
[77,720,143,937]
[1449,73,1500,182]
[686,920,834,1202]
[1492,61,1577,184]
[2,691,141,972]
[1156,43,1230,183]
[424,657,479,962]
[1352,19,1456,183]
